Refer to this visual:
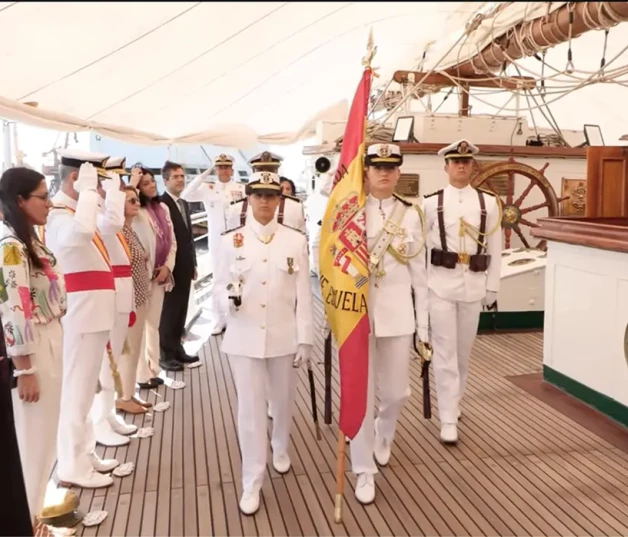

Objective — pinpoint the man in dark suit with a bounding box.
[159,161,200,370]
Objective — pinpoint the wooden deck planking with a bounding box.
[66,292,628,537]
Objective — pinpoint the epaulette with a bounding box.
[423,189,442,199]
[476,187,497,197]
[221,224,244,235]
[280,223,305,234]
[282,194,302,203]
[393,193,412,207]
[230,198,245,206]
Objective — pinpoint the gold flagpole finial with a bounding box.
[361,27,379,77]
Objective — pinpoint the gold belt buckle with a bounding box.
[458,253,470,264]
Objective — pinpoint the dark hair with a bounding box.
[162,160,183,181]
[0,167,47,268]
[280,176,296,196]
[136,169,156,207]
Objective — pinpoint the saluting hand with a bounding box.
[130,167,143,188]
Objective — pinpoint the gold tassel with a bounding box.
[106,343,124,398]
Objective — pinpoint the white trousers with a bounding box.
[12,320,63,518]
[56,326,109,481]
[429,290,482,424]
[230,354,296,492]
[89,312,130,440]
[119,302,148,399]
[350,334,413,475]
[137,282,165,383]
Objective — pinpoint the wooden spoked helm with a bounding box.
[471,157,567,250]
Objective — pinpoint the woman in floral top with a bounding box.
[117,186,152,414]
[0,167,66,529]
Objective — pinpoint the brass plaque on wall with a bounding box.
[395,173,420,197]
[560,178,586,216]
[472,159,509,196]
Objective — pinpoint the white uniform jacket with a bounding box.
[132,204,177,274]
[181,175,245,258]
[45,191,119,334]
[423,184,502,303]
[226,195,307,234]
[215,218,314,359]
[366,194,428,338]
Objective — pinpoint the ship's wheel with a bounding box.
[471,157,567,250]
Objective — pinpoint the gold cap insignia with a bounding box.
[458,141,469,154]
[377,145,391,157]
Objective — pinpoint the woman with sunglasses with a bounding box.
[0,167,66,531]
[116,186,153,413]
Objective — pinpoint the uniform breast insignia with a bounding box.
[207,184,215,191]
[233,233,244,248]
[287,257,294,274]
[231,190,244,201]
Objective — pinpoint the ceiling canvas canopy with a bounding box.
[0,1,476,148]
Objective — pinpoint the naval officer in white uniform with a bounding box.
[350,143,429,505]
[90,156,138,447]
[226,151,306,233]
[422,139,502,444]
[180,154,246,335]
[226,151,307,420]
[46,149,123,489]
[215,171,314,516]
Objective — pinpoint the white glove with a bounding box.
[418,325,429,344]
[483,290,498,307]
[320,317,331,337]
[293,344,313,368]
[73,163,98,193]
[103,172,121,192]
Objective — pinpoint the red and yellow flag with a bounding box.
[318,67,373,440]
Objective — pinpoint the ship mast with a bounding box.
[444,1,628,78]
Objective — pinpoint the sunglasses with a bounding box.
[127,198,139,205]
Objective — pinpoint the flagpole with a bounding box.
[333,28,377,525]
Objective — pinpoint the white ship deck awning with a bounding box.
[0,1,472,147]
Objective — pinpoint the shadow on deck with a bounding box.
[70,286,628,536]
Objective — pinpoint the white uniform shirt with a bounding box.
[45,190,123,333]
[215,217,314,359]
[226,196,307,234]
[423,184,502,303]
[181,175,246,259]
[366,194,428,337]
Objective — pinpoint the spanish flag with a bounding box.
[318,67,372,440]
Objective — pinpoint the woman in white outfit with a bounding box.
[127,166,176,390]
[0,167,67,527]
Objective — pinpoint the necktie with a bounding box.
[177,198,188,229]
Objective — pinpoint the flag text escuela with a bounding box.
[318,68,373,440]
